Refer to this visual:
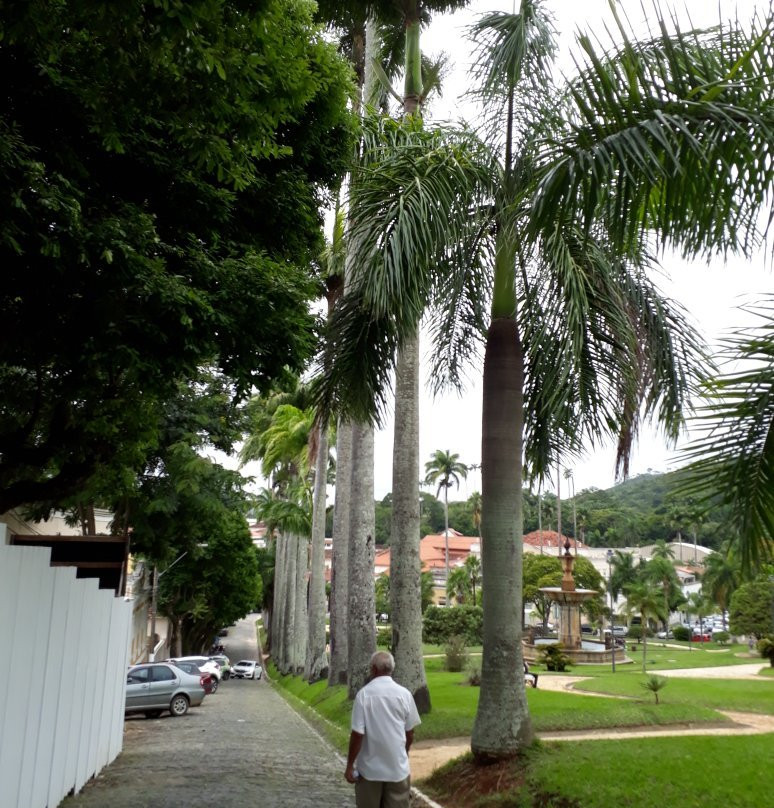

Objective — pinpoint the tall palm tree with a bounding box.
[624,580,668,673]
[701,550,740,630]
[424,449,469,592]
[319,2,774,760]
[564,467,576,552]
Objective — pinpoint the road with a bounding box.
[62,615,356,808]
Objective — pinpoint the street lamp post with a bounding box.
[606,549,616,673]
[146,550,190,662]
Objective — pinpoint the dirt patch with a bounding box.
[420,756,579,808]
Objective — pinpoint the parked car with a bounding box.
[231,660,263,680]
[604,625,628,637]
[656,629,673,639]
[172,659,219,693]
[209,654,231,680]
[580,624,596,635]
[169,656,222,681]
[125,663,205,718]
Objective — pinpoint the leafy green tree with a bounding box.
[447,566,472,605]
[159,511,260,654]
[321,2,774,760]
[729,578,774,639]
[375,573,391,618]
[0,0,354,513]
[424,449,469,588]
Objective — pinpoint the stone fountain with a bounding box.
[523,539,625,665]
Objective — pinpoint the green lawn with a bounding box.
[570,672,774,714]
[423,735,774,808]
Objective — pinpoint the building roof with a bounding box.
[522,529,584,551]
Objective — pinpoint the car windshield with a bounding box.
[237,661,253,667]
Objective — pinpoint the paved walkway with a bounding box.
[62,616,355,808]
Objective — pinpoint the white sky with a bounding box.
[224,0,772,502]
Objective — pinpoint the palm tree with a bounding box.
[687,591,713,639]
[564,467,576,552]
[465,554,482,604]
[680,303,774,573]
[446,566,470,604]
[469,491,483,538]
[424,449,468,592]
[624,581,668,673]
[609,550,638,602]
[651,540,676,561]
[701,550,741,630]
[319,2,774,760]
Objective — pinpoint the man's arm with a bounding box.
[344,730,364,783]
[405,729,415,753]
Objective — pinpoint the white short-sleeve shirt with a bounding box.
[351,675,421,782]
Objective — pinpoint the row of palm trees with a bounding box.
[258,0,772,763]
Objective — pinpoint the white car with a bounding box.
[231,660,263,680]
[169,656,222,681]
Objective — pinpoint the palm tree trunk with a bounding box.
[271,534,286,667]
[329,418,352,686]
[347,421,376,698]
[390,329,430,712]
[293,532,309,674]
[471,316,533,759]
[444,487,450,594]
[281,533,298,674]
[306,426,329,682]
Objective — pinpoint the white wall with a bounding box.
[0,527,132,808]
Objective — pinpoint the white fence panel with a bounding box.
[0,538,132,808]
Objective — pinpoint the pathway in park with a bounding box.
[409,661,773,779]
[61,616,356,808]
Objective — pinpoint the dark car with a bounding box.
[125,662,205,718]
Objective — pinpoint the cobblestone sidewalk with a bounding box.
[62,616,356,808]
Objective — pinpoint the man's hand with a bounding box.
[344,765,358,784]
[345,730,364,783]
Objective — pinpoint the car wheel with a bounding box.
[169,694,189,717]
[144,710,162,719]
[210,678,218,694]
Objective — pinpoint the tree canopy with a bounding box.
[0,0,354,512]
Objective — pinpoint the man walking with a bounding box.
[344,651,421,807]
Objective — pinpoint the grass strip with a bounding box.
[422,734,774,808]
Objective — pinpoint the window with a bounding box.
[127,667,150,684]
[152,665,176,682]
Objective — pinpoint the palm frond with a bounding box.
[315,116,497,422]
[528,7,774,258]
[679,299,774,572]
[520,223,708,480]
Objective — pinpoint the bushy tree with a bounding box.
[0,0,354,512]
[729,578,774,639]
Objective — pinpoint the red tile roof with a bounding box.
[522,530,584,550]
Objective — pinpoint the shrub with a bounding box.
[376,627,392,649]
[672,625,691,641]
[423,605,483,645]
[467,666,481,686]
[537,643,571,672]
[444,635,469,672]
[713,630,731,645]
[641,675,668,704]
[757,636,774,667]
[628,625,642,641]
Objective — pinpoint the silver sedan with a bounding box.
[125,662,206,718]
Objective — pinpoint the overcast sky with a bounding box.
[226,0,772,503]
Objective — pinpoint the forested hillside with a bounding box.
[357,471,730,550]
